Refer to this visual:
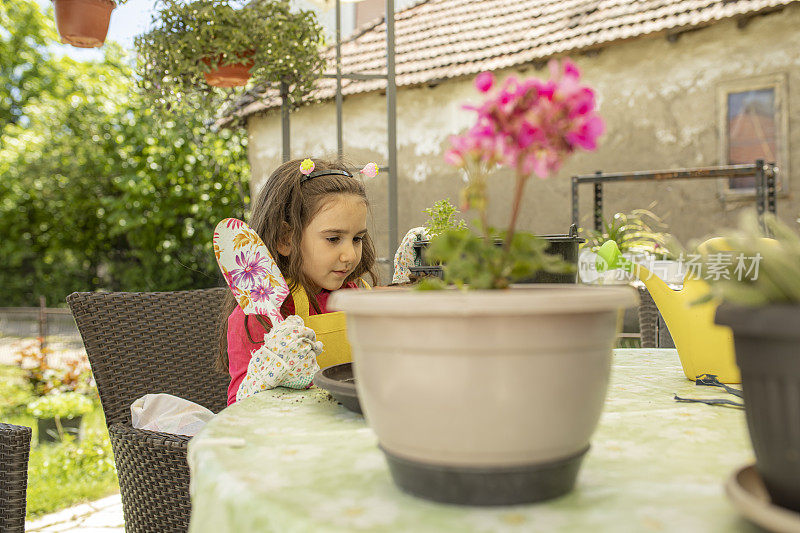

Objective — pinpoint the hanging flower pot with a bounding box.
[135,0,326,112]
[53,0,116,48]
[201,52,255,88]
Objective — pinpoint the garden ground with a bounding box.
[26,494,123,532]
[0,337,123,527]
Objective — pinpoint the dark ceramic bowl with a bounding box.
[313,363,361,415]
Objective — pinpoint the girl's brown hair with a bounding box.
[215,158,379,374]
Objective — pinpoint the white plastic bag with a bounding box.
[130,393,214,436]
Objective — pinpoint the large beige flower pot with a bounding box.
[330,285,637,505]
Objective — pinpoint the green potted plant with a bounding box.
[135,0,325,107]
[423,198,467,237]
[708,214,800,512]
[412,199,582,284]
[52,0,127,48]
[27,391,94,443]
[332,63,636,505]
[580,207,683,285]
[406,199,466,278]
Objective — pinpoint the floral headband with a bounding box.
[299,158,379,181]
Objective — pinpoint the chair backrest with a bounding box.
[67,288,230,427]
[0,423,32,533]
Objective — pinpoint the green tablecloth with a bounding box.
[188,349,758,532]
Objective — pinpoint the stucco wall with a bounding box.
[247,4,799,283]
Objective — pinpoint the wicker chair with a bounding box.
[0,423,32,533]
[67,289,229,533]
[637,286,675,348]
[637,286,659,348]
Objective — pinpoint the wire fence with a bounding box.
[0,295,644,358]
[0,301,83,350]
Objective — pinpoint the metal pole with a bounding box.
[767,163,777,215]
[593,172,603,232]
[336,0,343,160]
[386,0,398,275]
[280,81,290,162]
[38,295,47,349]
[571,176,579,229]
[756,159,765,232]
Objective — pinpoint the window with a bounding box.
[727,89,776,189]
[717,74,787,195]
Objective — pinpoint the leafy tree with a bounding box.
[0,8,250,306]
[0,0,60,140]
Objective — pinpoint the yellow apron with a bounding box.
[290,280,370,369]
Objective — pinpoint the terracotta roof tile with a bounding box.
[223,0,797,121]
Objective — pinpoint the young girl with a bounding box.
[216,158,378,405]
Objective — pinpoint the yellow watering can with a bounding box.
[596,238,740,383]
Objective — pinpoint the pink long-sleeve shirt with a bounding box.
[226,283,357,405]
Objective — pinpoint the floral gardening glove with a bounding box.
[236,315,323,401]
[392,226,430,284]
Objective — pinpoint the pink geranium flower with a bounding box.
[448,59,604,180]
[474,72,495,93]
[446,59,604,241]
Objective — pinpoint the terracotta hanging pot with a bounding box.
[201,52,255,88]
[53,0,116,49]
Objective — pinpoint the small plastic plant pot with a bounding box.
[331,285,636,506]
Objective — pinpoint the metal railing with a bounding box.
[571,160,778,234]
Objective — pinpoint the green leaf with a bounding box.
[702,213,800,306]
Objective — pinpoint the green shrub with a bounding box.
[27,427,118,517]
[27,392,94,420]
[0,365,33,418]
[1,363,119,518]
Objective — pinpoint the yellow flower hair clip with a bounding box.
[300,158,315,175]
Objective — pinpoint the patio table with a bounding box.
[188,349,757,532]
